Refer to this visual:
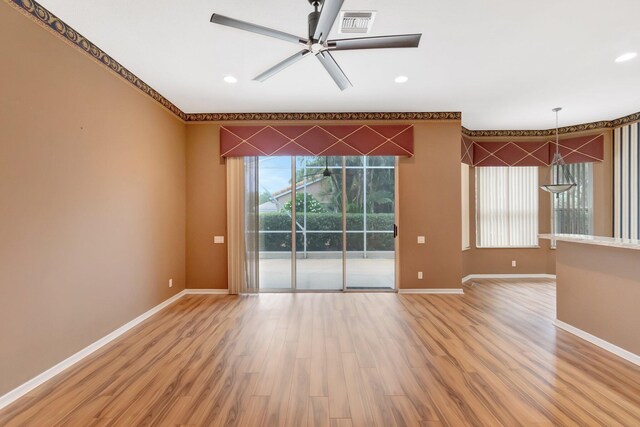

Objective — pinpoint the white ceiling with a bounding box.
[38,0,640,129]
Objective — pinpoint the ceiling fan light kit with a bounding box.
[210,0,422,90]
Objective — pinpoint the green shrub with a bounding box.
[282,193,325,214]
[259,213,395,251]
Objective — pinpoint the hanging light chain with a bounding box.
[553,107,562,157]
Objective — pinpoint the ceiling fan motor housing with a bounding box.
[308,10,321,41]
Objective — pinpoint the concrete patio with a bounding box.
[259,256,395,290]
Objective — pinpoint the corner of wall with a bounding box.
[185,124,228,290]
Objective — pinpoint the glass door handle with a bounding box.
[393,224,398,238]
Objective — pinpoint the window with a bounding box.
[552,163,593,235]
[461,163,470,249]
[476,167,539,247]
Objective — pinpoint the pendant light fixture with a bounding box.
[540,107,576,194]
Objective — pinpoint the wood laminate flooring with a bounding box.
[1,279,639,426]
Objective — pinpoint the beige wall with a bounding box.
[0,3,186,395]
[462,130,613,277]
[556,241,640,355]
[186,125,228,289]
[399,122,462,289]
[185,121,463,290]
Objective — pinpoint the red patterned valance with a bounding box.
[461,136,473,165]
[220,125,413,157]
[461,133,604,166]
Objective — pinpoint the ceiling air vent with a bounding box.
[338,11,376,34]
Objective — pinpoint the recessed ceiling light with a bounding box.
[394,75,408,83]
[615,52,637,63]
[224,75,238,83]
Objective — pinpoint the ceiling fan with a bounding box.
[210,0,422,90]
[298,157,334,182]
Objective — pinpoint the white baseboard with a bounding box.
[0,290,187,411]
[398,288,464,295]
[183,289,229,295]
[462,274,556,283]
[554,320,640,366]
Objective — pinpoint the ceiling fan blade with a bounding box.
[254,50,311,82]
[313,0,344,43]
[210,14,306,45]
[316,51,352,91]
[328,34,422,51]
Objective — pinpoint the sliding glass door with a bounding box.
[345,156,396,290]
[295,156,344,290]
[257,155,396,291]
[258,157,293,290]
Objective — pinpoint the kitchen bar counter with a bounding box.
[539,233,640,250]
[539,234,640,364]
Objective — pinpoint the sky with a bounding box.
[258,156,392,194]
[259,157,292,193]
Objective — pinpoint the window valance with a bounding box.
[220,125,413,157]
[461,133,604,166]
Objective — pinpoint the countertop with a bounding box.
[538,234,640,251]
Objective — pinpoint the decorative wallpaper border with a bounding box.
[462,111,640,138]
[184,112,460,122]
[6,0,640,132]
[610,112,640,128]
[7,0,187,120]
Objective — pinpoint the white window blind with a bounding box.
[552,163,593,235]
[461,163,470,249]
[614,123,640,239]
[476,167,539,247]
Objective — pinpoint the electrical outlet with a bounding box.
[169,278,173,288]
[512,260,517,267]
[417,236,426,244]
[418,271,423,279]
[214,236,225,244]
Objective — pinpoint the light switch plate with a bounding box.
[417,236,426,244]
[214,236,225,244]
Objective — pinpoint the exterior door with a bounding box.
[257,155,396,291]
